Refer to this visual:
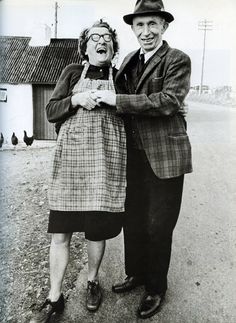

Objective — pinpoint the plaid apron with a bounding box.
[48,63,126,212]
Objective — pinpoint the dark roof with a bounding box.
[0,36,81,84]
[30,39,81,84]
[0,36,43,83]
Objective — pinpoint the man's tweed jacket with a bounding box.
[115,40,192,179]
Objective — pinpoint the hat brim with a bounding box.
[123,11,174,25]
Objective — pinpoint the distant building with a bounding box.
[190,85,210,94]
[0,36,81,142]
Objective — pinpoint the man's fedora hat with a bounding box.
[123,0,174,25]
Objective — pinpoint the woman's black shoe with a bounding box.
[29,293,65,323]
[112,276,144,293]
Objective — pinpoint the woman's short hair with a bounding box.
[78,19,119,61]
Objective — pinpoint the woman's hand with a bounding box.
[71,91,97,111]
[94,90,116,107]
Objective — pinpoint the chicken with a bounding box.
[23,130,34,146]
[0,132,4,148]
[11,132,18,146]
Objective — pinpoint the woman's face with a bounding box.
[85,27,114,66]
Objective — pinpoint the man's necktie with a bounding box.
[137,53,145,75]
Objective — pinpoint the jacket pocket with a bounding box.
[148,76,164,93]
[168,134,192,165]
[168,134,191,154]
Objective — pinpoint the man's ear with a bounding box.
[161,22,169,34]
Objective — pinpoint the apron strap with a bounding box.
[72,62,115,93]
[80,62,90,80]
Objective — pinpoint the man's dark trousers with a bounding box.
[124,145,184,295]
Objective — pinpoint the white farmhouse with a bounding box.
[0,36,81,143]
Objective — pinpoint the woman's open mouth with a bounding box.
[96,47,107,54]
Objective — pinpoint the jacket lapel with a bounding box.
[136,41,170,92]
[115,49,139,83]
[115,41,170,92]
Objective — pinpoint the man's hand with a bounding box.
[95,90,116,107]
[71,91,97,111]
[179,102,188,117]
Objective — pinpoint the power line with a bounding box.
[198,20,213,94]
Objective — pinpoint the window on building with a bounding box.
[0,88,7,102]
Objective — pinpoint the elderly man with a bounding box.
[96,0,192,319]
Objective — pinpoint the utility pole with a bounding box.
[54,1,59,38]
[198,20,213,94]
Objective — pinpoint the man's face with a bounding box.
[132,15,167,53]
[86,27,114,66]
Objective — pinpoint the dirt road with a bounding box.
[0,101,236,322]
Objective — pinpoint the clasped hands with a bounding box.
[71,90,116,111]
[71,90,188,116]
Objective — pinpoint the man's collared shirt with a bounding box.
[140,40,163,63]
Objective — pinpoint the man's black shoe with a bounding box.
[29,293,64,323]
[137,292,165,319]
[86,280,102,312]
[112,276,144,293]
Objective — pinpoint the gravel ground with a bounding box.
[1,102,236,323]
[0,146,87,323]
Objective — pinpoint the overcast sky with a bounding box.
[1,0,236,88]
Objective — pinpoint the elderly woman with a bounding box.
[30,20,126,322]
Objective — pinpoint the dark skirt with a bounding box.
[48,210,124,241]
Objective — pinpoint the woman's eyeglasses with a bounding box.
[88,33,112,42]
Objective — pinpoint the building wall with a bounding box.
[33,84,57,140]
[0,83,33,143]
